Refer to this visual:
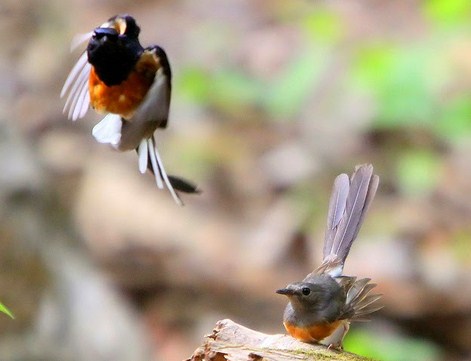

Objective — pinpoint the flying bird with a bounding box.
[61,14,198,205]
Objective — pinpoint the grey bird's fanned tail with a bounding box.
[318,164,379,276]
[338,276,383,322]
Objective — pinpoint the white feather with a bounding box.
[137,139,148,174]
[61,51,91,121]
[61,52,88,98]
[327,263,344,278]
[149,137,183,206]
[147,138,164,189]
[63,64,87,114]
[70,32,93,52]
[66,74,87,120]
[72,77,90,121]
[92,114,122,147]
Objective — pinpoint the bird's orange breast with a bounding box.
[283,320,342,342]
[89,52,159,119]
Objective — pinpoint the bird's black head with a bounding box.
[87,15,143,86]
[106,14,140,38]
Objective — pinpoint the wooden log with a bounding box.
[186,319,374,361]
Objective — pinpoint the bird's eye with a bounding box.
[301,287,311,296]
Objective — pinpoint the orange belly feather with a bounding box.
[89,52,159,119]
[283,320,342,342]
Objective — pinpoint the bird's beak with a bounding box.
[276,288,296,296]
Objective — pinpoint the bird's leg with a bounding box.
[323,321,350,351]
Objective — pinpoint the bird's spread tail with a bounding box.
[318,164,379,276]
[338,277,383,322]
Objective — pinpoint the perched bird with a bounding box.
[61,14,198,205]
[276,164,381,349]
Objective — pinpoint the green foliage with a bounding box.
[178,68,211,104]
[179,0,471,142]
[344,329,442,361]
[434,96,471,141]
[351,37,471,144]
[352,44,439,127]
[178,68,260,116]
[423,0,471,26]
[178,48,330,120]
[396,149,441,197]
[179,68,259,115]
[262,48,329,119]
[0,302,14,319]
[301,9,344,43]
[451,230,471,264]
[210,70,261,115]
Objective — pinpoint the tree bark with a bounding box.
[186,319,374,361]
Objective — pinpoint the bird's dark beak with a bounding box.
[276,288,296,296]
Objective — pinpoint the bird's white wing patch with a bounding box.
[92,114,122,148]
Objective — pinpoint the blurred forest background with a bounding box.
[1,0,471,360]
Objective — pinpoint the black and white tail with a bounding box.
[137,135,183,205]
[93,114,198,206]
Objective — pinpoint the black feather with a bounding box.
[168,176,200,194]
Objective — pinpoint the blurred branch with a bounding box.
[187,319,373,361]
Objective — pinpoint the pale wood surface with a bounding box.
[186,319,374,361]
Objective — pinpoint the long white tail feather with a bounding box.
[92,114,122,147]
[147,138,164,189]
[138,139,148,174]
[148,137,183,206]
